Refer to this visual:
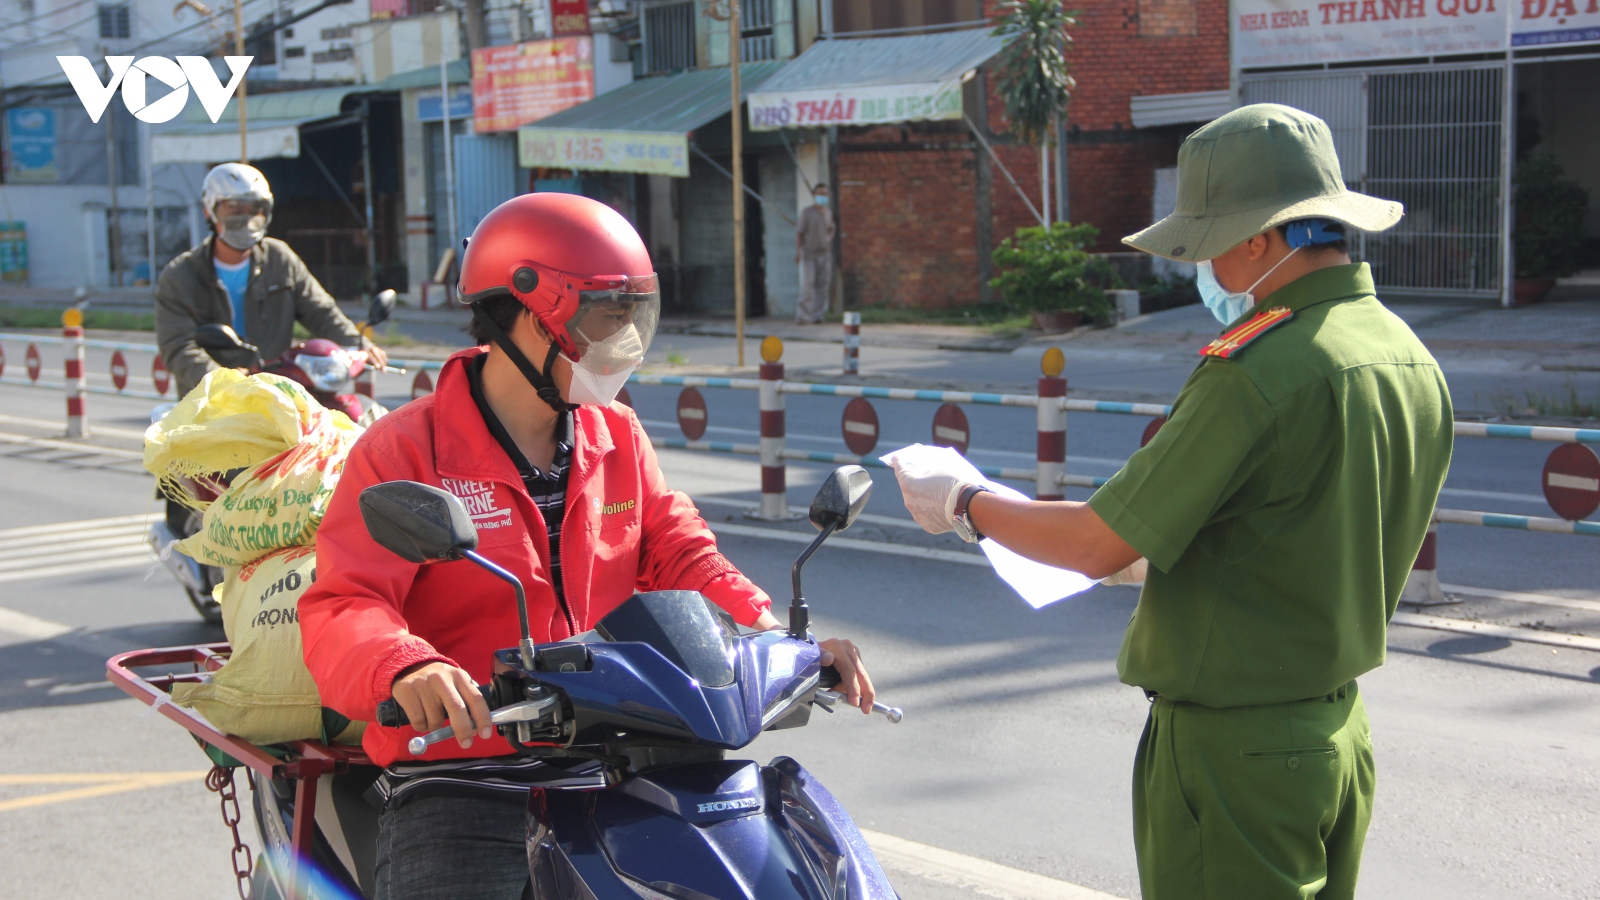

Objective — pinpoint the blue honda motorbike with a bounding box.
[339,465,903,900]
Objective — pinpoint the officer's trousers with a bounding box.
[1133,681,1374,900]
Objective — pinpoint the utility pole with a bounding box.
[235,0,247,161]
[361,98,378,293]
[104,54,122,287]
[440,29,458,276]
[1500,0,1515,308]
[730,0,744,367]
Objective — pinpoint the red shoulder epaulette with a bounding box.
[1199,306,1294,359]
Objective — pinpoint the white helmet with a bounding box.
[201,163,273,250]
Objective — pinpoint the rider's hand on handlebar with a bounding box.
[818,638,875,715]
[391,661,493,747]
[365,343,390,369]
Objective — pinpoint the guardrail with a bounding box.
[5,328,1597,595]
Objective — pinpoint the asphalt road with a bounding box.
[0,348,1597,898]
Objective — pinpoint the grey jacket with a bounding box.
[155,236,367,398]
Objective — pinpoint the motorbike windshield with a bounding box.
[595,591,736,688]
[297,351,353,393]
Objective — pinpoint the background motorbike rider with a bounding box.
[152,163,389,559]
[297,192,875,900]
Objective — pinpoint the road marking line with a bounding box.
[45,681,120,696]
[694,495,925,531]
[0,606,73,639]
[0,413,148,440]
[1441,583,1600,614]
[0,553,156,584]
[0,431,145,459]
[1392,612,1600,652]
[0,533,149,562]
[0,514,157,539]
[0,548,154,574]
[861,829,1126,900]
[0,771,209,814]
[709,521,989,566]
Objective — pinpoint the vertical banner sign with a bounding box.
[5,108,58,183]
[0,222,27,284]
[1234,0,1600,66]
[551,0,591,36]
[472,37,595,133]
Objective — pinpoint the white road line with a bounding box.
[1391,612,1600,652]
[0,414,148,440]
[1441,583,1600,615]
[693,495,925,531]
[1439,486,1550,504]
[0,553,157,584]
[0,606,73,640]
[0,525,151,553]
[0,546,154,574]
[0,533,150,562]
[0,431,145,459]
[0,514,158,539]
[709,521,989,567]
[861,829,1126,900]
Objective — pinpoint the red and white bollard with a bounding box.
[842,311,860,375]
[411,369,434,402]
[1401,513,1446,604]
[63,308,87,437]
[757,336,788,520]
[1036,348,1066,501]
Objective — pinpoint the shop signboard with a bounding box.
[748,79,965,131]
[0,222,27,284]
[5,108,58,183]
[1233,0,1600,67]
[417,87,473,122]
[518,127,689,177]
[472,37,594,133]
[552,0,591,36]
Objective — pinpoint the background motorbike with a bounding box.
[146,290,401,624]
[244,466,903,900]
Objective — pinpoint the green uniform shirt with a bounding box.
[1089,263,1453,708]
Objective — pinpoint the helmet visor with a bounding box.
[214,197,272,219]
[566,274,660,372]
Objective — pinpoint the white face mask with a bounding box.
[563,323,644,406]
[1196,247,1299,326]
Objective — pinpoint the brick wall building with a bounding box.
[833,0,1228,309]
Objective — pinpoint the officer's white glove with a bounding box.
[1100,557,1148,586]
[882,444,987,535]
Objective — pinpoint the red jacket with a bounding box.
[300,348,772,766]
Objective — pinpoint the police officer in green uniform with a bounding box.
[888,104,1454,899]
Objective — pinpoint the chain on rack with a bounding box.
[206,764,255,900]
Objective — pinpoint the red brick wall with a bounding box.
[834,0,1229,307]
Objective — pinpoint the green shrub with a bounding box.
[1514,148,1589,279]
[989,222,1118,322]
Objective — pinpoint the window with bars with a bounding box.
[740,0,775,61]
[645,2,694,73]
[313,47,353,63]
[97,2,129,38]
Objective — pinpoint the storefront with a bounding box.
[1233,0,1600,301]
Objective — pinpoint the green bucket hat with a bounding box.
[1123,103,1403,263]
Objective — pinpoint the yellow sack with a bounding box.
[171,546,361,745]
[176,427,361,568]
[144,368,359,512]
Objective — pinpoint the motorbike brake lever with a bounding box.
[814,690,903,724]
[406,695,560,756]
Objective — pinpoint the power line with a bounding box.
[0,0,98,32]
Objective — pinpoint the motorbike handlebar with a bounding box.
[376,683,496,729]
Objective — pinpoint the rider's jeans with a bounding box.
[374,791,531,900]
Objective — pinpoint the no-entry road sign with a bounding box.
[932,403,969,455]
[677,387,707,441]
[1543,443,1600,521]
[841,398,879,456]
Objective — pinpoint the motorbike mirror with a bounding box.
[809,465,873,532]
[368,289,397,328]
[194,323,246,352]
[359,480,479,564]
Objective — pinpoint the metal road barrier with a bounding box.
[5,331,1597,583]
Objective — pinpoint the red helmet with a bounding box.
[458,192,660,361]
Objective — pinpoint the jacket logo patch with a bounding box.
[601,499,635,516]
[442,478,512,530]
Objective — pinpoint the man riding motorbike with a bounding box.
[297,193,875,900]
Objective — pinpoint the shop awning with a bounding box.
[1129,90,1234,129]
[149,85,375,165]
[746,29,1008,131]
[516,60,787,177]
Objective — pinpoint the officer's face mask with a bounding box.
[213,200,271,251]
[1196,247,1299,326]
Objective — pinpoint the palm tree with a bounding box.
[990,0,1076,227]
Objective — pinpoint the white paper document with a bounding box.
[881,444,1097,609]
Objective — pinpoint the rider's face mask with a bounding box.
[213,199,271,251]
[562,276,660,406]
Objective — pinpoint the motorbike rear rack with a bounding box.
[107,643,371,894]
